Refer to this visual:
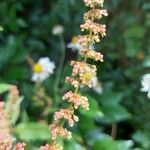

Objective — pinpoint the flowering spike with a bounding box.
[0,102,25,150]
[42,0,108,149]
[0,102,13,150]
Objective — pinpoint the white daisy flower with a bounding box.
[141,73,150,98]
[91,76,103,94]
[52,25,64,35]
[67,36,94,51]
[32,57,55,82]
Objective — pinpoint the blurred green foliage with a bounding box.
[0,0,150,149]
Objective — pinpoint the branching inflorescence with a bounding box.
[0,102,25,150]
[40,0,108,149]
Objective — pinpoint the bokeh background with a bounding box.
[0,0,150,149]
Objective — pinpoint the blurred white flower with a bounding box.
[141,73,150,98]
[52,25,64,35]
[67,36,94,51]
[67,36,82,51]
[92,76,103,94]
[32,57,55,82]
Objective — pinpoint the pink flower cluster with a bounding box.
[70,60,97,87]
[65,76,79,88]
[54,108,79,127]
[49,123,72,140]
[63,91,89,110]
[77,34,100,47]
[40,143,63,150]
[83,0,104,8]
[80,49,104,62]
[13,143,26,150]
[71,61,96,76]
[84,9,108,20]
[80,20,106,37]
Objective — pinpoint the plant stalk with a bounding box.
[111,123,118,139]
[54,34,66,104]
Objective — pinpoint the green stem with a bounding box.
[54,34,66,104]
[84,56,87,62]
[74,86,79,93]
[77,50,81,61]
[35,81,42,91]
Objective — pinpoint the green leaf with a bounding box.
[98,92,131,123]
[78,95,102,135]
[64,139,86,150]
[93,137,118,150]
[79,94,103,119]
[78,115,96,135]
[4,67,30,80]
[100,104,131,123]
[100,92,123,106]
[93,137,133,150]
[132,131,150,149]
[118,140,133,150]
[15,122,50,142]
[0,83,11,94]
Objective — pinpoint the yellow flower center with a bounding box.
[82,73,93,80]
[33,63,43,73]
[71,36,78,43]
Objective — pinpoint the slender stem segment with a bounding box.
[111,123,118,139]
[54,34,66,104]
